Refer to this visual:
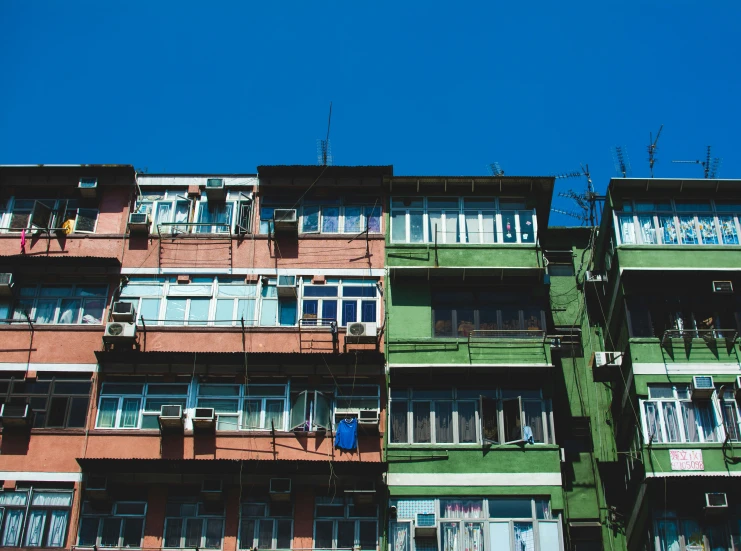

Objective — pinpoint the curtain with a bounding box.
[365,206,381,233]
[696,401,718,442]
[391,211,406,242]
[722,402,741,441]
[659,216,678,244]
[34,299,56,323]
[242,399,261,429]
[681,402,700,442]
[46,510,69,547]
[428,211,442,243]
[644,401,664,442]
[58,299,81,324]
[155,202,172,226]
[302,205,320,232]
[32,492,72,507]
[0,492,28,506]
[322,207,340,233]
[442,522,459,551]
[2,509,24,547]
[679,216,698,244]
[82,298,105,324]
[698,215,718,244]
[638,215,657,244]
[523,402,545,443]
[513,522,534,551]
[344,206,362,233]
[174,202,189,232]
[391,522,410,551]
[413,402,431,443]
[204,519,223,549]
[265,400,284,431]
[458,402,476,443]
[444,212,459,243]
[24,510,45,546]
[720,216,739,244]
[465,213,480,244]
[462,523,483,551]
[655,520,680,551]
[390,402,408,443]
[436,401,454,443]
[662,402,680,442]
[442,500,483,519]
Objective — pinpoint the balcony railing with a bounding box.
[469,329,547,341]
[661,328,739,347]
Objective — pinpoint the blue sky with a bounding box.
[1,1,739,225]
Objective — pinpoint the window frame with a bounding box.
[0,375,92,429]
[163,501,225,550]
[313,497,378,550]
[12,284,108,326]
[1,197,99,235]
[238,501,293,550]
[640,384,721,444]
[0,488,74,548]
[301,280,379,328]
[77,501,147,549]
[196,382,289,432]
[95,382,190,431]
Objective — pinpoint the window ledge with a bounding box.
[29,428,86,435]
[618,244,741,250]
[240,233,385,240]
[134,325,349,333]
[387,443,559,450]
[647,442,731,449]
[0,324,104,331]
[387,243,537,248]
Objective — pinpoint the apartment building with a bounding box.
[591,178,741,551]
[0,164,390,551]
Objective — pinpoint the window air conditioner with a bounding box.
[78,177,98,198]
[192,407,216,431]
[414,514,437,538]
[205,178,226,201]
[86,475,109,499]
[158,405,184,431]
[712,281,733,294]
[345,481,376,505]
[594,352,622,368]
[127,213,150,234]
[0,273,14,297]
[0,404,30,427]
[277,275,297,297]
[691,376,715,399]
[345,322,378,344]
[111,301,136,323]
[103,322,137,344]
[269,478,292,501]
[705,492,728,509]
[358,409,380,425]
[585,271,606,283]
[272,209,298,231]
[201,479,223,499]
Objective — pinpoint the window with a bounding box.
[0,489,73,548]
[1,198,98,234]
[314,497,377,550]
[0,374,91,429]
[390,197,536,244]
[616,199,741,246]
[302,280,378,327]
[196,201,234,234]
[78,501,146,548]
[390,389,553,445]
[12,284,107,325]
[432,290,545,337]
[641,384,719,444]
[197,383,287,431]
[96,382,189,430]
[390,497,560,551]
[545,252,576,277]
[654,513,731,551]
[164,501,224,549]
[258,199,381,235]
[239,502,293,550]
[290,389,332,432]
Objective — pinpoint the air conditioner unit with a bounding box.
[205,178,226,201]
[86,475,109,499]
[127,213,150,233]
[277,275,297,297]
[414,513,437,538]
[201,479,223,499]
[585,271,606,283]
[594,351,622,368]
[103,322,137,344]
[345,481,376,505]
[712,281,733,294]
[358,409,380,425]
[269,478,292,501]
[0,404,30,427]
[345,322,378,344]
[692,376,715,399]
[705,492,728,509]
[273,209,298,231]
[0,273,14,297]
[78,177,98,197]
[158,405,184,431]
[111,301,136,323]
[192,407,215,431]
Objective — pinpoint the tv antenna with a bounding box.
[488,162,504,176]
[551,163,603,226]
[647,124,663,178]
[611,146,632,178]
[671,146,722,179]
[317,102,333,166]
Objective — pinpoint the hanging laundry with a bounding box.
[20,229,26,254]
[523,425,534,444]
[335,417,358,451]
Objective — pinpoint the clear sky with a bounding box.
[1,1,739,225]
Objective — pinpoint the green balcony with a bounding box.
[628,334,741,366]
[386,243,543,270]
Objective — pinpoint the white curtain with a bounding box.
[442,500,484,519]
[429,211,442,243]
[681,402,699,442]
[644,401,664,442]
[442,522,459,551]
[462,522,483,551]
[619,215,636,244]
[537,522,559,551]
[662,402,680,442]
[464,213,480,244]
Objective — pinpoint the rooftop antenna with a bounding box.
[671,145,722,178]
[611,146,632,178]
[647,124,663,178]
[317,102,333,166]
[488,162,504,176]
[551,163,602,226]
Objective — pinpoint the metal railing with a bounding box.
[156,222,233,237]
[661,328,739,346]
[299,318,338,329]
[468,329,547,342]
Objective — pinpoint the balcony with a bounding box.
[627,332,741,369]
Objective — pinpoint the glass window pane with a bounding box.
[82,298,105,324]
[46,510,68,547]
[265,400,284,431]
[78,518,99,547]
[409,212,424,243]
[215,299,235,326]
[434,308,453,337]
[337,521,354,549]
[342,301,357,326]
[188,298,210,326]
[502,212,518,243]
[489,498,533,519]
[390,401,408,444]
[360,301,376,323]
[322,300,337,323]
[97,397,118,428]
[204,519,223,549]
[279,299,297,326]
[441,522,459,551]
[322,207,340,233]
[391,211,407,242]
[165,299,187,325]
[239,519,255,550]
[520,214,535,243]
[719,216,739,244]
[121,398,141,428]
[34,300,57,324]
[314,521,333,549]
[435,402,454,443]
[276,519,292,549]
[489,522,511,551]
[24,510,46,546]
[366,205,381,233]
[457,308,475,337]
[458,402,476,443]
[258,519,274,549]
[260,299,278,326]
[344,206,362,233]
[185,518,203,548]
[358,521,376,550]
[100,517,122,547]
[303,205,320,232]
[658,216,678,245]
[164,518,183,548]
[661,402,681,442]
[513,522,535,551]
[47,396,69,428]
[58,299,81,324]
[242,399,261,429]
[237,299,257,326]
[413,402,431,443]
[304,286,339,297]
[644,401,665,442]
[524,401,545,444]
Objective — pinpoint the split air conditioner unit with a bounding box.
[127,213,150,233]
[345,322,378,344]
[269,478,292,501]
[103,322,137,344]
[691,376,715,399]
[0,273,14,297]
[205,178,226,201]
[78,177,98,198]
[111,301,136,323]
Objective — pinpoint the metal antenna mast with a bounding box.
[611,146,632,178]
[317,102,333,166]
[647,124,663,178]
[488,163,504,176]
[671,146,722,179]
[551,163,602,226]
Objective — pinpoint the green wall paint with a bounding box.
[386,244,542,269]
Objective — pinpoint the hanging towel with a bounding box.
[523,425,534,444]
[20,229,26,254]
[335,418,358,451]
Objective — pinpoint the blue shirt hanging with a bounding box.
[335,418,358,451]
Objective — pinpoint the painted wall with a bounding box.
[386,244,542,269]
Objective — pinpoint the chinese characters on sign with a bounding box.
[670,449,704,471]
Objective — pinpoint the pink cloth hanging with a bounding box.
[20,229,26,254]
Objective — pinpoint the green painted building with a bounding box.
[382,176,619,551]
[591,178,741,551]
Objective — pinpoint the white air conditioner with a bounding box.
[0,273,14,297]
[128,213,150,233]
[277,275,297,297]
[205,178,226,201]
[103,322,137,344]
[0,404,30,427]
[358,409,380,425]
[273,209,298,231]
[594,351,622,368]
[705,492,728,509]
[269,478,292,501]
[414,513,437,538]
[158,405,184,430]
[78,177,98,197]
[193,407,216,431]
[345,481,376,505]
[712,281,734,294]
[86,475,109,499]
[692,376,715,399]
[585,271,606,283]
[346,322,378,344]
[201,479,223,499]
[111,301,136,323]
